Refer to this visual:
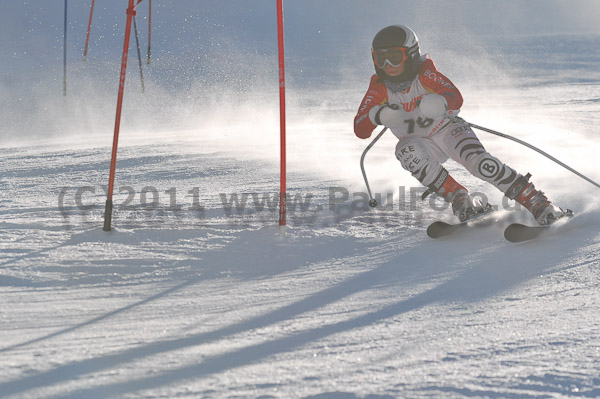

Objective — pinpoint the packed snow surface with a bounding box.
[2,2,600,398]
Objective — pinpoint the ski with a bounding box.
[504,211,574,243]
[503,224,548,242]
[427,205,496,239]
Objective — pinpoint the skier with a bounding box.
[354,25,569,225]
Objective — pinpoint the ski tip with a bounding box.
[504,223,548,243]
[426,221,447,239]
[426,221,460,239]
[503,223,530,243]
[504,210,575,243]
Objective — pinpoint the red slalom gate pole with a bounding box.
[83,0,95,61]
[276,0,286,229]
[103,0,137,232]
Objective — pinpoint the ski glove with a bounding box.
[368,103,408,129]
[418,94,448,119]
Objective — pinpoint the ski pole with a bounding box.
[360,127,387,207]
[454,117,600,191]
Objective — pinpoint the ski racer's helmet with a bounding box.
[371,25,420,83]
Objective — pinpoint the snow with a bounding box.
[2,2,600,398]
[2,125,599,398]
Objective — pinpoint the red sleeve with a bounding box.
[417,57,463,111]
[353,75,388,139]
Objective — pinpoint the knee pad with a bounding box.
[395,139,443,185]
[395,139,430,175]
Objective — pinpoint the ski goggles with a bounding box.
[372,46,409,68]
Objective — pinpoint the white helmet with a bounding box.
[371,25,421,83]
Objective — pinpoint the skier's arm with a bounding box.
[418,57,463,111]
[354,75,389,139]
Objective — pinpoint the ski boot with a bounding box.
[451,189,490,222]
[506,173,573,226]
[427,170,487,222]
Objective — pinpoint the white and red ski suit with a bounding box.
[354,54,521,197]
